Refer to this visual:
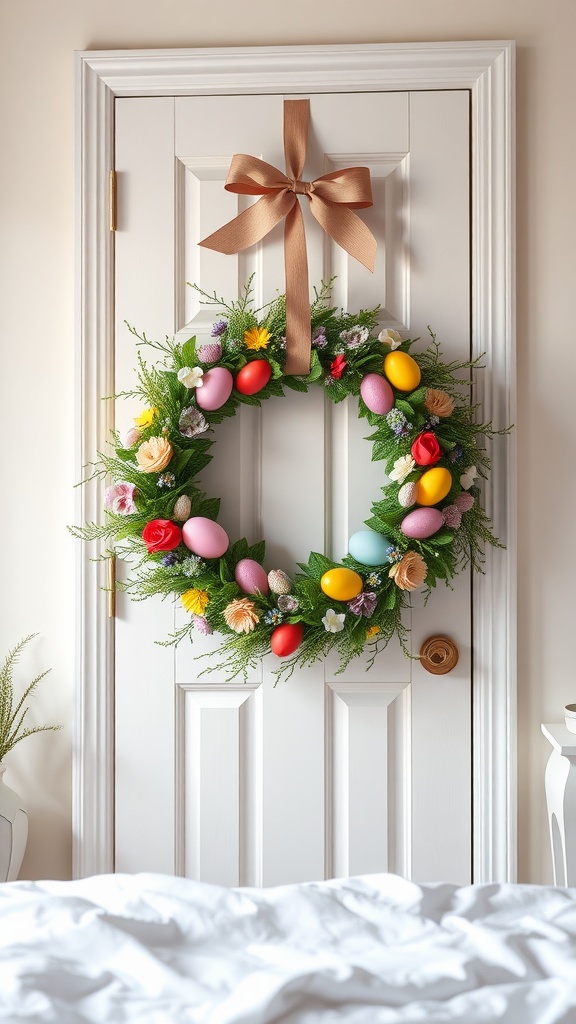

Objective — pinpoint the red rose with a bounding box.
[142,519,182,553]
[411,431,442,467]
[330,354,347,380]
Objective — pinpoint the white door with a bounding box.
[113,90,471,886]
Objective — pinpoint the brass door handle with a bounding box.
[419,635,459,675]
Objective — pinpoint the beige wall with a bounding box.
[0,0,574,884]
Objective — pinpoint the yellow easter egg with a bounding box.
[383,351,422,392]
[415,467,453,507]
[320,568,363,602]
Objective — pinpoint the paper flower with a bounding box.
[389,454,416,484]
[312,326,327,348]
[193,615,213,635]
[136,436,173,473]
[460,465,478,490]
[197,341,222,363]
[455,492,475,513]
[340,325,369,348]
[425,388,454,418]
[378,328,402,349]
[122,427,142,448]
[366,625,380,639]
[389,551,427,591]
[142,519,182,553]
[157,472,176,489]
[179,406,208,438]
[105,481,137,515]
[264,609,283,626]
[442,505,462,529]
[322,608,345,633]
[411,431,442,467]
[277,594,299,613]
[134,407,157,428]
[244,326,270,350]
[347,591,377,617]
[177,366,204,389]
[211,319,228,337]
[329,354,347,380]
[181,588,210,615]
[223,598,259,633]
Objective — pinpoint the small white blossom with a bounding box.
[389,454,416,484]
[378,328,402,350]
[322,608,346,633]
[177,365,204,389]
[460,465,478,490]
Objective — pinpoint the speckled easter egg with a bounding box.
[182,516,229,558]
[400,507,444,540]
[348,530,393,566]
[271,622,304,657]
[320,567,363,602]
[235,558,269,595]
[360,373,394,415]
[196,367,234,411]
[383,351,421,392]
[415,467,453,506]
[235,360,272,396]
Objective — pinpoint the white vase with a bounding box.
[0,763,28,882]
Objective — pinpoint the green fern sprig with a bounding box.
[0,635,61,762]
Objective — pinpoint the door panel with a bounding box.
[114,90,471,885]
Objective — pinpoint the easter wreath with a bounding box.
[72,278,506,682]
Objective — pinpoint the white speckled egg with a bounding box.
[182,516,229,558]
[400,507,444,540]
[196,367,234,411]
[398,482,417,508]
[360,373,394,416]
[235,558,269,595]
[348,530,393,566]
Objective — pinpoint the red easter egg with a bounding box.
[235,360,272,396]
[270,622,304,657]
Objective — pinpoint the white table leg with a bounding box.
[542,726,576,886]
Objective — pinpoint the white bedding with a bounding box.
[0,872,575,1023]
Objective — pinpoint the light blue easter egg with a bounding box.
[348,530,393,567]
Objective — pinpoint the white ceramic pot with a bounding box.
[0,763,28,881]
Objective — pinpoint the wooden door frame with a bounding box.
[74,42,516,882]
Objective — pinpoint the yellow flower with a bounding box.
[136,436,173,473]
[134,407,158,428]
[223,597,259,633]
[389,551,427,591]
[244,326,271,351]
[366,625,380,639]
[181,589,210,615]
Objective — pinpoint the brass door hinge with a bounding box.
[109,169,117,232]
[107,556,116,618]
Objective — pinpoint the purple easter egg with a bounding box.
[182,516,229,558]
[400,507,444,540]
[360,373,395,416]
[196,366,234,411]
[235,558,269,595]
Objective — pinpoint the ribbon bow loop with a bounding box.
[199,99,376,374]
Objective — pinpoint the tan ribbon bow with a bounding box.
[198,99,376,375]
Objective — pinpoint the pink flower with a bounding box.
[347,591,377,617]
[105,481,137,515]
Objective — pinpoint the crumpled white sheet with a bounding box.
[0,872,575,1023]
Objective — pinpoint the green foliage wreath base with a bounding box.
[72,279,506,683]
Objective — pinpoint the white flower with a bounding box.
[460,465,478,490]
[389,454,416,484]
[378,328,402,350]
[177,366,204,389]
[322,608,345,633]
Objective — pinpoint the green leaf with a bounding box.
[181,337,197,365]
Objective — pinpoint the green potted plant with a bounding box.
[0,634,60,882]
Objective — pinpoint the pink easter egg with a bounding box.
[196,366,234,411]
[360,373,395,416]
[182,516,229,558]
[235,558,269,595]
[400,507,444,540]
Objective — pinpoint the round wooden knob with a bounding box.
[419,635,459,675]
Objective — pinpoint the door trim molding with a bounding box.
[74,42,516,882]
